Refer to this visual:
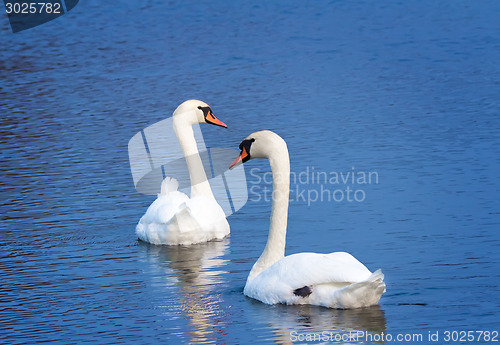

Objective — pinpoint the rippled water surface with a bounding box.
[1,1,500,344]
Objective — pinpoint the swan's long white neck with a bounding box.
[173,112,215,199]
[247,142,290,281]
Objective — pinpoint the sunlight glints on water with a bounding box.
[248,166,379,205]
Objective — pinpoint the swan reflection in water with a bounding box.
[138,238,387,344]
[247,301,387,345]
[138,239,230,344]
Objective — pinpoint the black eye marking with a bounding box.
[238,138,255,163]
[197,106,212,120]
[238,138,255,150]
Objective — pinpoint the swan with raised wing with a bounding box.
[136,100,230,245]
[229,130,385,308]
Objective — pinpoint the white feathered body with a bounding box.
[244,252,385,309]
[136,178,230,245]
[233,130,385,309]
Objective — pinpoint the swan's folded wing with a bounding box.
[184,196,229,232]
[140,191,190,224]
[260,252,374,290]
[168,202,203,233]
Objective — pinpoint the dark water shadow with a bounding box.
[246,298,387,344]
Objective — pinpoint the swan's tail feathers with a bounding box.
[159,177,179,196]
[369,269,386,293]
[334,269,386,308]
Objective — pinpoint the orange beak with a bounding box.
[229,147,249,170]
[205,111,227,128]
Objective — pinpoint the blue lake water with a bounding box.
[1,0,499,343]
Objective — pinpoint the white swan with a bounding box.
[136,100,230,245]
[229,130,385,308]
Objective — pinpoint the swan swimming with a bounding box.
[136,100,230,245]
[229,130,385,308]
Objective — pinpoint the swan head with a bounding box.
[173,100,227,128]
[229,130,286,169]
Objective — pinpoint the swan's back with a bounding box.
[244,252,385,309]
[136,178,229,245]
